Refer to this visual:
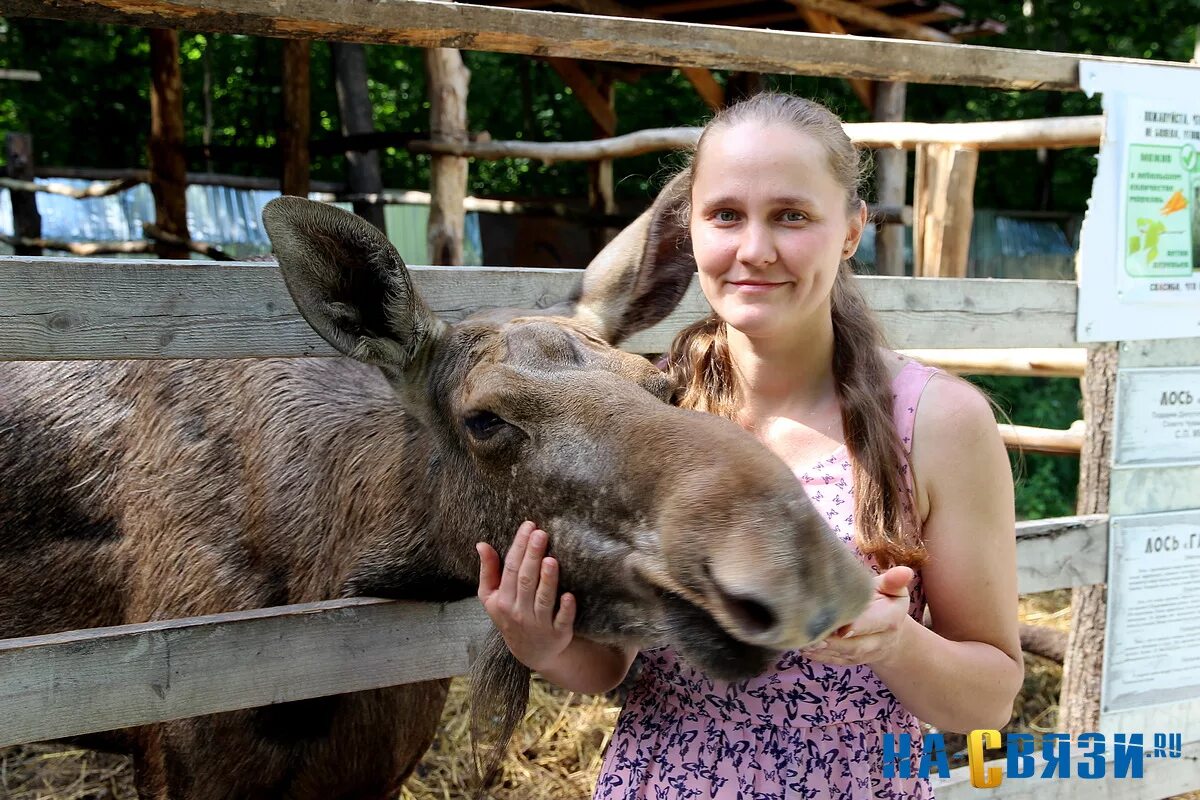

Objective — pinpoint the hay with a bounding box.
[6,589,1198,799]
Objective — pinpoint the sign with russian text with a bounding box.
[1077,61,1200,342]
[1115,367,1200,466]
[1103,509,1200,713]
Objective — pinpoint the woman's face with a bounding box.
[689,122,865,341]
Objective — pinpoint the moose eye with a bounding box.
[463,410,509,441]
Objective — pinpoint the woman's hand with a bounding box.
[800,566,914,667]
[477,521,577,673]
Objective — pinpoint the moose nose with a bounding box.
[717,587,779,638]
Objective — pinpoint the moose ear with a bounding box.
[573,170,696,345]
[262,197,446,370]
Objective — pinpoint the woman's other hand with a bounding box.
[477,520,577,673]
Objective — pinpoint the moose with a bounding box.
[0,175,873,799]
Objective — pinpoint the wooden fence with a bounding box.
[2,1,1199,797]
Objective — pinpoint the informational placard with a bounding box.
[1116,367,1200,466]
[1103,509,1200,714]
[1077,61,1200,342]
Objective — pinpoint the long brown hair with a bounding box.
[665,93,926,569]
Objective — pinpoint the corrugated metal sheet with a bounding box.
[0,179,482,265]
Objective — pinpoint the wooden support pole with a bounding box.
[1059,343,1118,735]
[546,58,617,136]
[796,8,875,113]
[4,133,42,257]
[332,42,387,232]
[425,48,470,266]
[873,81,907,276]
[914,142,978,277]
[147,29,190,260]
[587,71,618,252]
[280,39,311,198]
[785,0,955,42]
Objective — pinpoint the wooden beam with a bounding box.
[914,143,978,277]
[1000,421,1085,455]
[425,48,471,266]
[872,81,906,276]
[680,66,724,110]
[279,39,311,198]
[147,28,189,260]
[0,259,1080,360]
[4,133,42,257]
[8,0,1183,92]
[332,42,388,232]
[797,8,875,112]
[546,57,617,135]
[0,175,140,199]
[898,347,1086,377]
[0,69,41,81]
[1014,514,1107,594]
[786,0,956,42]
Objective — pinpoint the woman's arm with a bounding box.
[478,522,638,694]
[803,374,1024,733]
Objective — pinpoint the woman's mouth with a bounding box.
[728,280,788,293]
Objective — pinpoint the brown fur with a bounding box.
[0,179,872,799]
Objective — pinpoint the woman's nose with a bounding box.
[736,222,777,267]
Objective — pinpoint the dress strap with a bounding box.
[891,359,938,456]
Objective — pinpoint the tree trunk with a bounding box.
[1059,343,1118,735]
[5,132,42,257]
[872,81,907,276]
[332,42,387,233]
[148,28,190,260]
[425,48,470,266]
[280,39,311,198]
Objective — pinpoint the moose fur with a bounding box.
[0,175,872,799]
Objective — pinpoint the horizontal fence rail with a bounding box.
[0,516,1105,749]
[6,0,1198,91]
[0,257,1079,359]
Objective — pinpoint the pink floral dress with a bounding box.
[595,359,938,800]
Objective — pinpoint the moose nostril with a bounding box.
[721,591,778,636]
[807,606,837,642]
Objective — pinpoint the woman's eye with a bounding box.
[715,210,738,223]
[781,210,807,223]
[464,410,508,441]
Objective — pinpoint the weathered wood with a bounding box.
[0,175,140,199]
[0,259,1080,360]
[546,58,617,135]
[148,29,190,260]
[932,740,1200,799]
[680,66,724,110]
[1000,421,1084,456]
[872,81,906,276]
[899,347,1086,377]
[4,133,42,257]
[786,0,955,42]
[425,48,471,266]
[331,42,388,232]
[0,515,1101,748]
[914,143,977,277]
[1060,343,1118,736]
[280,39,311,198]
[9,0,1190,92]
[1014,514,1107,594]
[0,68,41,81]
[403,116,1105,163]
[0,598,491,748]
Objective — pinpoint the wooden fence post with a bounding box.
[425,48,469,266]
[148,29,190,260]
[280,39,311,199]
[1059,342,1118,734]
[332,42,387,233]
[4,133,42,257]
[872,82,906,276]
[914,142,978,277]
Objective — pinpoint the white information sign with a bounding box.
[1116,367,1200,466]
[1103,509,1200,714]
[1077,61,1200,342]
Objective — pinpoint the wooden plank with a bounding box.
[872,81,907,276]
[0,68,41,81]
[426,48,471,265]
[0,598,491,748]
[4,133,43,257]
[0,259,1081,359]
[899,347,1086,377]
[280,39,312,198]
[8,0,1192,92]
[786,0,956,42]
[915,143,978,277]
[1015,515,1107,594]
[1001,421,1085,456]
[933,739,1200,799]
[148,29,190,260]
[0,516,1097,747]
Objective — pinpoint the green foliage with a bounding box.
[968,375,1082,520]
